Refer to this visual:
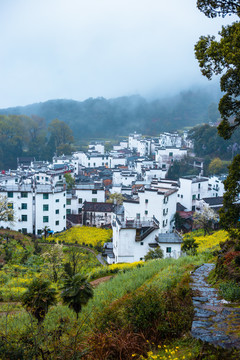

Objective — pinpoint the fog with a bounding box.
[0,0,235,108]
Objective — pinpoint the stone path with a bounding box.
[191,263,240,349]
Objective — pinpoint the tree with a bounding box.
[64,246,84,276]
[64,172,75,190]
[208,157,223,175]
[219,154,240,234]
[22,278,57,324]
[144,246,163,261]
[0,195,14,222]
[42,244,64,283]
[196,1,240,18]
[181,235,199,255]
[106,192,125,205]
[195,1,240,236]
[48,119,74,156]
[195,4,240,140]
[61,273,93,319]
[193,205,218,236]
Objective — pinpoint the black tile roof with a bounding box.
[83,201,115,213]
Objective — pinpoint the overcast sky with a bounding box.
[0,0,234,108]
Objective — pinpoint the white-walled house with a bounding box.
[112,215,160,263]
[123,187,178,233]
[178,176,209,211]
[155,147,187,172]
[112,170,138,186]
[88,142,105,155]
[128,133,142,151]
[208,176,226,197]
[0,184,66,235]
[111,214,182,263]
[66,185,105,215]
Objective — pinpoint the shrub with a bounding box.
[219,281,240,302]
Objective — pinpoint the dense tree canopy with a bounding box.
[195,5,240,140]
[195,0,240,235]
[0,115,75,169]
[197,0,240,18]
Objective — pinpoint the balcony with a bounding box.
[116,216,159,230]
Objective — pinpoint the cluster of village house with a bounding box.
[0,132,226,264]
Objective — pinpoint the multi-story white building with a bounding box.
[128,133,142,151]
[159,132,182,148]
[66,184,105,215]
[123,187,177,233]
[112,170,138,187]
[177,176,209,211]
[111,183,181,263]
[155,147,188,171]
[0,184,66,235]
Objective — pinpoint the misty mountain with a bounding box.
[0,87,221,139]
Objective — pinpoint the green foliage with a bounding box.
[166,156,199,180]
[22,278,57,324]
[219,154,240,235]
[188,124,240,160]
[107,192,125,205]
[195,5,240,140]
[61,273,93,319]
[0,195,14,222]
[197,0,240,18]
[144,246,163,261]
[181,236,199,255]
[219,281,240,302]
[64,172,75,190]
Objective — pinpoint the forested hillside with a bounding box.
[0,86,220,139]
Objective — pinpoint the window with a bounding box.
[43,193,49,199]
[63,204,65,208]
[22,228,27,234]
[21,192,28,198]
[136,213,140,219]
[145,199,148,204]
[36,176,39,180]
[21,203,27,210]
[43,216,49,223]
[88,163,90,167]
[67,199,71,205]
[43,204,49,211]
[78,208,82,214]
[8,192,13,198]
[66,209,71,215]
[63,215,65,219]
[198,183,201,189]
[59,175,62,180]
[140,242,144,245]
[169,152,173,156]
[55,209,59,214]
[21,215,27,222]
[46,177,49,181]
[8,203,13,209]
[164,196,168,204]
[78,198,82,204]
[56,199,59,203]
[92,189,97,194]
[92,198,97,202]
[145,210,148,215]
[181,195,183,198]
[166,247,171,253]
[37,229,42,235]
[55,221,59,225]
[192,195,196,200]
[197,194,200,200]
